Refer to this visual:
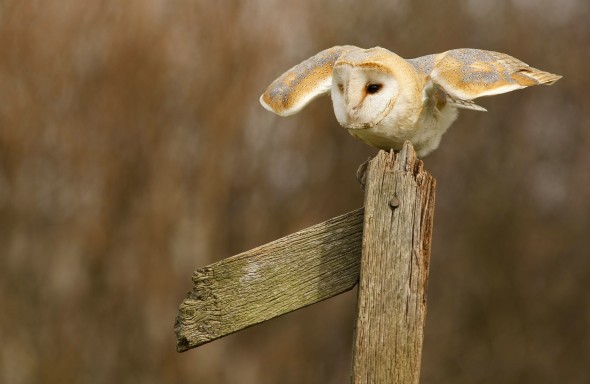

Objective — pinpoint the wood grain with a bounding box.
[175,208,364,352]
[351,142,436,384]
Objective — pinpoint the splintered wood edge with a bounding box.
[175,208,364,352]
[364,142,426,186]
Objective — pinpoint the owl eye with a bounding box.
[337,84,344,93]
[366,84,382,94]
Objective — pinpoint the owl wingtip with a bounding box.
[545,73,563,85]
[259,93,297,117]
[520,69,563,86]
[259,94,274,112]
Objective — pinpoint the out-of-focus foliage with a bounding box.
[1,1,588,383]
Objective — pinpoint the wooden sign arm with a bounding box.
[175,208,364,351]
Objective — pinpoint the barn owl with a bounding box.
[260,46,561,157]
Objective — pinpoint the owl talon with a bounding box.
[356,157,372,191]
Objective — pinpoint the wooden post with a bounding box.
[174,141,436,383]
[351,143,436,383]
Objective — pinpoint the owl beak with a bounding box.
[344,120,374,130]
[345,105,359,122]
[346,109,356,122]
[344,105,373,130]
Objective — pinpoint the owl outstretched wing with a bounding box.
[260,45,359,116]
[409,49,561,109]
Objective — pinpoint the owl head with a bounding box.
[330,47,423,131]
[259,46,425,131]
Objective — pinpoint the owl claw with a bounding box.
[356,157,372,191]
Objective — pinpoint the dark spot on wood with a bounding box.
[389,197,400,209]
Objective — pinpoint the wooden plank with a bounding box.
[175,208,364,352]
[351,142,436,384]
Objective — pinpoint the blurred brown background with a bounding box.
[1,1,589,383]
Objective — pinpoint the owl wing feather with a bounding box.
[260,45,359,116]
[423,80,488,114]
[409,49,561,109]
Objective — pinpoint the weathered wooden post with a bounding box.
[175,141,435,383]
[351,143,435,383]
